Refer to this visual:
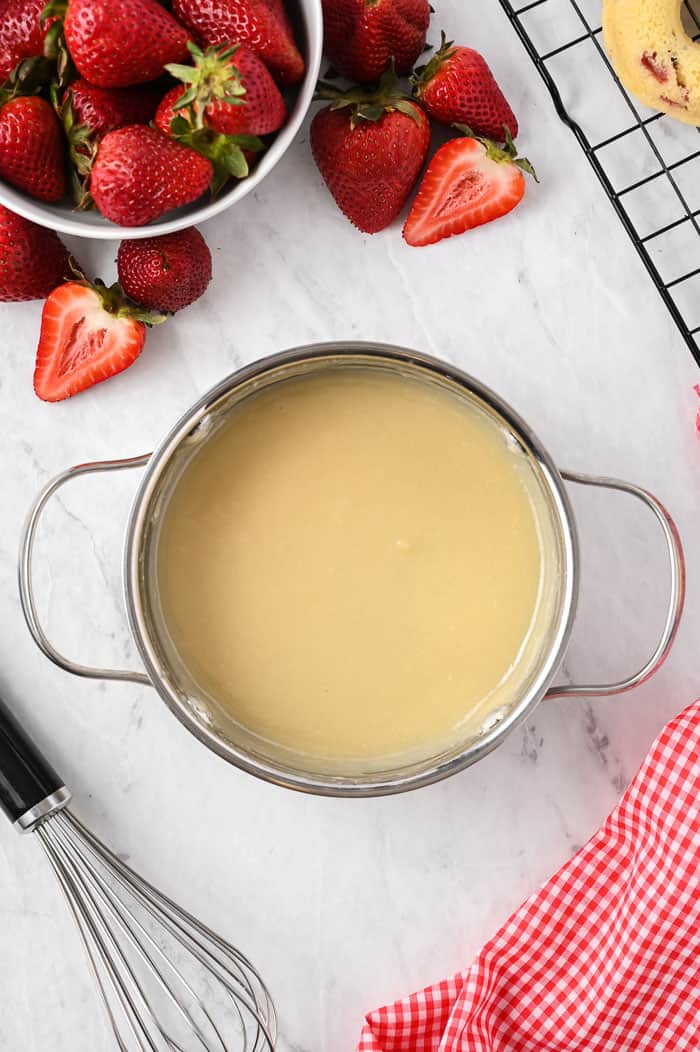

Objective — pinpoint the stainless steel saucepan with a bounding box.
[19,344,686,797]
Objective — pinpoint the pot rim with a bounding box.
[123,343,580,797]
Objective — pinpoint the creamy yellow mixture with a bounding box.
[156,367,557,767]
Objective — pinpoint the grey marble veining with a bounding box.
[1,2,700,1049]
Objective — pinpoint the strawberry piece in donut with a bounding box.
[603,0,698,123]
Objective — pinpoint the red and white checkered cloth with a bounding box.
[358,699,700,1052]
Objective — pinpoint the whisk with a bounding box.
[0,695,276,1052]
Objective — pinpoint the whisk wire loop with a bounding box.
[47,817,222,1051]
[35,810,276,1052]
[39,827,161,1051]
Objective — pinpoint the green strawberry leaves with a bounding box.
[164,41,264,195]
[315,63,423,129]
[66,263,167,326]
[411,30,457,90]
[52,83,97,209]
[165,41,246,128]
[453,124,539,182]
[169,122,264,196]
[1,55,55,97]
[41,0,67,16]
[41,0,75,91]
[93,277,167,326]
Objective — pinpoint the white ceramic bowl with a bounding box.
[0,0,323,240]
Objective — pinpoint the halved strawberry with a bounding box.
[34,279,165,402]
[403,127,536,248]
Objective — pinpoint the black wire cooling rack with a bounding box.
[498,0,700,366]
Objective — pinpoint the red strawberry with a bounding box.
[34,279,165,402]
[117,227,212,312]
[155,85,263,180]
[262,0,293,37]
[0,0,55,81]
[62,0,190,88]
[403,128,536,247]
[153,42,265,191]
[64,79,162,140]
[60,80,163,207]
[322,0,430,84]
[413,34,518,142]
[0,203,72,301]
[90,125,213,226]
[311,70,431,234]
[0,94,64,202]
[157,43,285,137]
[172,0,304,85]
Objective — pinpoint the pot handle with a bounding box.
[18,455,153,686]
[546,470,686,699]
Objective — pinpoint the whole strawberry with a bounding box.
[0,203,72,301]
[0,94,64,201]
[118,227,212,312]
[264,0,293,36]
[322,0,430,83]
[91,125,213,226]
[157,43,286,138]
[60,80,162,205]
[172,0,304,85]
[64,79,162,141]
[310,69,431,234]
[0,0,55,81]
[413,34,518,142]
[59,0,190,88]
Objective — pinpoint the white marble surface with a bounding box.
[1,2,700,1049]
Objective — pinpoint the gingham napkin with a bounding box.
[358,699,700,1051]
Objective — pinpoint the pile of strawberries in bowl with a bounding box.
[0,0,317,234]
[312,0,535,247]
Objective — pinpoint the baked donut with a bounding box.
[603,0,700,125]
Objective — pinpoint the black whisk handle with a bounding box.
[0,696,70,832]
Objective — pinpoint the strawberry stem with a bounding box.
[54,83,98,209]
[93,279,167,326]
[41,0,67,20]
[411,30,457,91]
[165,41,246,133]
[41,0,74,89]
[0,56,54,100]
[453,123,539,182]
[163,42,262,194]
[66,265,165,324]
[315,63,421,128]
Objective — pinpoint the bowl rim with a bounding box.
[0,0,324,240]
